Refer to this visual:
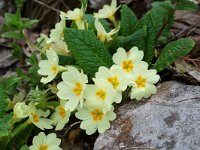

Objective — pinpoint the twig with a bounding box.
[60,0,70,10]
[32,0,60,13]
[122,87,132,101]
[186,22,200,37]
[183,57,199,68]
[171,22,200,41]
[62,121,81,136]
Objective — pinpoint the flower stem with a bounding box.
[122,86,132,101]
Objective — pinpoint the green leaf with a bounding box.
[26,54,40,88]
[0,83,9,117]
[11,43,24,59]
[140,1,174,64]
[0,114,13,138]
[23,19,39,29]
[119,5,139,36]
[59,55,77,66]
[29,53,38,65]
[4,9,22,29]
[1,31,23,39]
[9,124,33,149]
[20,145,30,150]
[15,0,26,9]
[64,28,112,76]
[176,0,198,11]
[16,68,26,79]
[153,38,195,72]
[5,76,22,95]
[110,26,147,52]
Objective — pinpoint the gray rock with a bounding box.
[94,81,200,150]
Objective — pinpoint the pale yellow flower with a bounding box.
[64,8,85,29]
[94,66,129,103]
[29,132,62,150]
[28,102,53,130]
[112,47,148,74]
[94,18,119,42]
[94,0,120,23]
[47,19,65,43]
[75,106,116,135]
[37,11,69,56]
[130,65,160,100]
[50,41,69,56]
[65,8,83,20]
[84,80,116,112]
[37,33,49,48]
[38,49,65,84]
[38,37,69,56]
[51,100,71,130]
[57,67,88,111]
[13,102,28,119]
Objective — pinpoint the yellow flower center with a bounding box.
[122,60,133,73]
[51,65,57,75]
[90,109,104,121]
[135,76,146,88]
[98,33,106,42]
[60,32,64,38]
[31,113,39,123]
[58,106,65,118]
[96,89,106,100]
[45,43,52,51]
[108,15,115,23]
[73,82,82,96]
[39,144,48,150]
[107,76,120,89]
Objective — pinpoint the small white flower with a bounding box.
[51,100,71,130]
[65,8,83,20]
[112,47,148,74]
[75,106,116,135]
[94,18,119,42]
[64,8,85,29]
[37,33,49,48]
[38,37,69,56]
[28,102,53,130]
[47,11,67,43]
[94,0,120,22]
[94,66,129,103]
[29,132,62,150]
[60,11,68,20]
[13,102,28,119]
[57,67,88,111]
[84,80,116,112]
[130,65,160,100]
[47,19,65,43]
[37,12,69,56]
[50,41,69,56]
[38,49,64,84]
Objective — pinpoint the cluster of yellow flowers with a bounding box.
[13,0,160,149]
[14,45,159,136]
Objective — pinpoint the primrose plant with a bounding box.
[0,0,197,149]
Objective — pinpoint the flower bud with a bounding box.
[13,102,28,119]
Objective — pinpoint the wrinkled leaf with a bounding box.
[64,28,112,76]
[140,1,174,64]
[111,26,147,52]
[176,0,198,11]
[119,5,139,36]
[153,38,195,72]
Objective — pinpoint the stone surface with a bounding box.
[94,81,200,150]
